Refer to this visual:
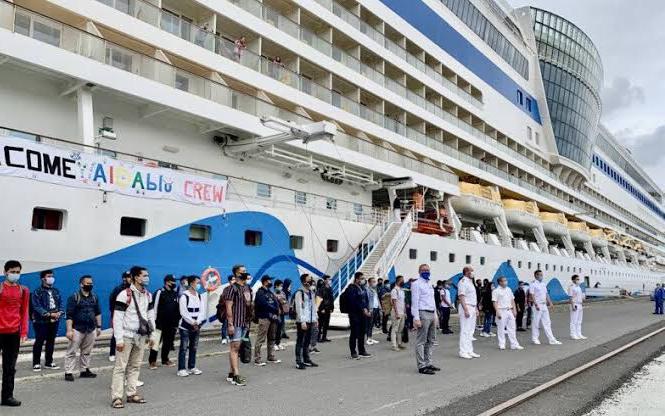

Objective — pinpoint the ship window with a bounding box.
[480,256,486,265]
[353,203,363,216]
[32,208,64,231]
[120,217,146,237]
[449,253,455,263]
[528,261,532,269]
[189,224,211,242]
[409,249,418,260]
[430,251,437,262]
[537,263,541,270]
[290,235,304,250]
[256,183,271,198]
[518,260,522,268]
[526,98,532,111]
[466,255,472,264]
[175,73,190,92]
[526,126,533,141]
[327,239,339,253]
[567,266,570,272]
[245,230,262,246]
[295,191,307,205]
[545,264,549,271]
[517,90,523,105]
[326,198,337,210]
[553,265,556,271]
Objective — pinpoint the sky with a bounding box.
[508,0,665,190]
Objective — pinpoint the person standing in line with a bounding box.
[253,275,281,366]
[439,281,454,334]
[281,278,293,339]
[345,272,372,359]
[220,275,236,345]
[31,270,63,372]
[309,279,321,355]
[108,271,131,363]
[222,270,251,387]
[458,266,480,359]
[568,275,587,340]
[176,275,205,377]
[653,284,664,315]
[273,279,288,351]
[524,282,532,329]
[148,275,179,370]
[294,274,318,369]
[411,264,440,375]
[480,279,495,337]
[390,275,406,351]
[474,279,483,330]
[528,270,561,346]
[514,281,527,332]
[317,275,334,343]
[0,260,29,407]
[492,276,523,350]
[366,277,381,345]
[111,266,154,408]
[64,275,102,382]
[379,280,392,334]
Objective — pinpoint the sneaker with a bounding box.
[489,333,496,337]
[108,355,116,362]
[254,362,267,367]
[479,332,490,338]
[359,352,373,358]
[80,369,97,378]
[273,345,279,352]
[267,358,282,364]
[371,339,379,344]
[136,380,144,387]
[232,375,247,386]
[226,373,234,382]
[278,345,286,351]
[304,361,319,367]
[469,352,481,358]
[459,353,473,359]
[549,340,562,345]
[532,339,541,345]
[350,354,359,360]
[149,363,158,370]
[418,367,436,375]
[571,335,580,340]
[499,345,506,350]
[310,348,321,355]
[296,363,307,370]
[511,345,524,350]
[427,365,441,372]
[177,370,189,377]
[392,347,401,352]
[579,335,588,340]
[221,338,228,345]
[471,337,478,341]
[366,339,374,345]
[189,368,203,375]
[64,373,75,382]
[33,364,41,372]
[0,397,21,407]
[44,363,60,370]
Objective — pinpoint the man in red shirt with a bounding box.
[0,260,30,407]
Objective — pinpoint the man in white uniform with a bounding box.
[568,275,586,340]
[492,276,523,350]
[528,270,561,345]
[457,266,480,359]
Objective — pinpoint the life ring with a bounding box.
[200,267,221,292]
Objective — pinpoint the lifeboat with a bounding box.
[589,229,608,247]
[450,182,503,218]
[568,221,591,242]
[503,199,541,229]
[604,229,620,244]
[539,212,568,236]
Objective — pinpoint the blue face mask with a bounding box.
[420,271,431,280]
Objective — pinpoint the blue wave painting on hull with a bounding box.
[547,278,570,302]
[17,212,304,336]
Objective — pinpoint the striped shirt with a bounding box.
[222,283,251,328]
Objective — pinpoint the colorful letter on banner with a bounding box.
[0,135,227,208]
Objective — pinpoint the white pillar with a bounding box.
[77,87,95,148]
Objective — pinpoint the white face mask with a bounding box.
[6,273,20,283]
[45,277,55,286]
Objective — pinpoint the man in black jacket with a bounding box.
[254,276,281,366]
[148,275,180,368]
[108,271,131,362]
[346,272,372,359]
[514,281,527,332]
[317,275,334,343]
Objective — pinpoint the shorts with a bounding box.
[229,325,247,342]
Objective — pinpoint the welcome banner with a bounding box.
[0,135,228,207]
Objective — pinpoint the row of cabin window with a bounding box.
[256,183,355,213]
[408,249,486,266]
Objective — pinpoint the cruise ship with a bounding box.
[1,0,664,329]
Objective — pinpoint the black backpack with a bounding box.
[288,289,303,320]
[339,286,351,314]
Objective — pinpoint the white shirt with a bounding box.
[410,277,436,320]
[491,286,514,309]
[390,286,405,315]
[179,291,207,329]
[457,277,477,306]
[529,279,548,304]
[568,284,585,304]
[440,288,451,308]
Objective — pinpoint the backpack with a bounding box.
[380,292,392,314]
[216,287,230,323]
[288,289,304,320]
[339,286,351,314]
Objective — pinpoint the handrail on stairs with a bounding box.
[373,208,414,280]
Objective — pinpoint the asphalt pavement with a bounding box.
[5,298,663,416]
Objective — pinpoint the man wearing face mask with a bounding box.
[109,271,132,363]
[317,275,334,343]
[31,270,63,372]
[294,274,318,369]
[273,279,287,351]
[411,264,439,375]
[0,260,30,407]
[148,275,179,369]
[177,275,206,377]
[458,266,480,359]
[111,266,155,408]
[365,278,381,345]
[222,270,251,386]
[528,270,561,346]
[64,275,102,382]
[345,272,372,359]
[253,275,281,366]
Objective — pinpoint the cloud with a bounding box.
[621,125,665,167]
[602,77,645,116]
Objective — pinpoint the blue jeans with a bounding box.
[483,311,494,334]
[178,328,199,371]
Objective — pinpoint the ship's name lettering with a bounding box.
[1,145,76,178]
[184,180,224,203]
[92,164,172,192]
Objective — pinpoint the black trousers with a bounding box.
[148,326,177,364]
[516,307,525,328]
[0,332,20,401]
[32,321,59,366]
[348,314,367,355]
[295,324,313,364]
[317,311,331,341]
[439,307,451,331]
[382,313,389,334]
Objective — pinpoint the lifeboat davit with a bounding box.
[589,229,608,247]
[539,212,568,236]
[568,221,591,242]
[503,199,541,229]
[451,182,503,218]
